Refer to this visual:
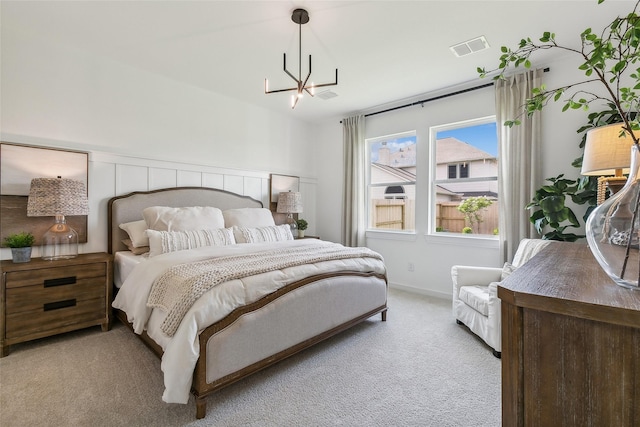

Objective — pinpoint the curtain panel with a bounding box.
[495,69,543,263]
[342,115,366,247]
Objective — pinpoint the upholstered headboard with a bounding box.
[108,187,263,254]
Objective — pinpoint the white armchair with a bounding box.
[451,239,555,358]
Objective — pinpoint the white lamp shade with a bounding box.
[27,177,89,217]
[581,123,633,176]
[276,191,303,214]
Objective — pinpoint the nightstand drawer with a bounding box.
[4,262,106,289]
[5,279,105,314]
[5,297,105,340]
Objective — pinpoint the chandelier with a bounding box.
[264,8,338,109]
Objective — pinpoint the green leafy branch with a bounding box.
[478,0,640,145]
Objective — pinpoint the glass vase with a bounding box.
[586,144,640,290]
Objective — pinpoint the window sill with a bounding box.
[424,232,499,248]
[365,230,418,242]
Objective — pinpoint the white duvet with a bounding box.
[112,239,386,404]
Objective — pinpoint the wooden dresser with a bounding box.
[0,252,112,357]
[497,242,640,426]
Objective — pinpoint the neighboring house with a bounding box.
[435,137,497,200]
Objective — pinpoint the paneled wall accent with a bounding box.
[0,147,317,260]
[97,151,273,209]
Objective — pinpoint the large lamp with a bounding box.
[276,191,303,231]
[27,177,89,260]
[581,123,633,204]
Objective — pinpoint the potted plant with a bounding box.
[3,231,35,263]
[296,218,308,238]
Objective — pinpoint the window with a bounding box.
[367,132,417,231]
[431,117,498,236]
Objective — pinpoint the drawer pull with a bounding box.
[43,299,77,311]
[44,276,77,287]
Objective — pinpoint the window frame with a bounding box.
[428,115,498,239]
[365,130,417,234]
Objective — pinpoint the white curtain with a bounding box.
[495,69,543,262]
[342,115,366,247]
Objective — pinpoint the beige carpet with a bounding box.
[0,289,500,426]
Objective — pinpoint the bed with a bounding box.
[107,187,388,419]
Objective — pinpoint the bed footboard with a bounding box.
[191,271,387,419]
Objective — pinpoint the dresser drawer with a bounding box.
[5,279,105,315]
[4,262,106,289]
[5,297,106,340]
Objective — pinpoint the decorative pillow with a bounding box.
[501,262,517,281]
[222,208,276,228]
[146,228,235,257]
[143,206,225,232]
[235,224,293,244]
[122,239,150,255]
[119,220,149,247]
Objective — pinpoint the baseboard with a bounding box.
[388,282,452,301]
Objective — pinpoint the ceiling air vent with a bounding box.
[317,90,338,100]
[450,36,490,57]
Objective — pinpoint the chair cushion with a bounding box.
[458,285,490,316]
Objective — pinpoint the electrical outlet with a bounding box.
[408,262,415,272]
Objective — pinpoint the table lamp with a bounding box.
[581,123,632,205]
[276,191,303,231]
[27,177,89,260]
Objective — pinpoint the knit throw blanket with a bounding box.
[147,245,383,336]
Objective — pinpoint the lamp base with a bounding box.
[42,217,79,260]
[597,176,628,205]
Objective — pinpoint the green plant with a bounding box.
[457,196,494,232]
[526,175,585,241]
[478,0,640,146]
[462,227,473,234]
[3,232,35,248]
[296,218,308,231]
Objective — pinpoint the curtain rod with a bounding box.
[343,67,550,122]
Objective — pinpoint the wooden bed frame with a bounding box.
[108,187,388,419]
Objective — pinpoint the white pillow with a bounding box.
[143,206,225,232]
[235,224,293,244]
[146,228,235,257]
[119,220,149,247]
[222,208,275,228]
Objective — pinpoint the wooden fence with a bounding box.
[436,202,499,235]
[371,199,498,235]
[371,199,415,230]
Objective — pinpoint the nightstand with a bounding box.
[0,252,112,357]
[295,235,320,239]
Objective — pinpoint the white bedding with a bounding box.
[112,238,386,404]
[114,251,147,288]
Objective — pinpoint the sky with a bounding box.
[437,122,498,156]
[369,121,498,162]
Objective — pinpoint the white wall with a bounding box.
[313,57,602,299]
[1,27,318,260]
[1,22,603,298]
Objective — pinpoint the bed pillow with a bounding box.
[222,208,276,228]
[146,228,236,257]
[119,219,149,248]
[235,224,294,244]
[122,239,150,255]
[143,206,225,232]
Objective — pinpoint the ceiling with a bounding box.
[2,1,637,123]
